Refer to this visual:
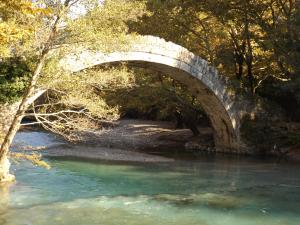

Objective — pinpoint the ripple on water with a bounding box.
[2,194,300,225]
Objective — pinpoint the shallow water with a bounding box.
[1,131,300,225]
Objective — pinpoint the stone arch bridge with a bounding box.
[62,36,246,153]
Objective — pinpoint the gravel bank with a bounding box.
[15,119,214,162]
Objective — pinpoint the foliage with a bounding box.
[256,76,300,121]
[38,63,208,139]
[40,65,137,120]
[0,0,148,104]
[10,152,50,169]
[0,0,50,57]
[33,65,139,141]
[241,116,300,155]
[0,58,33,103]
[130,0,300,93]
[101,67,207,123]
[63,0,148,52]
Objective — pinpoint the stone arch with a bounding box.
[61,36,242,152]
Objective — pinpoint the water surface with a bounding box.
[0,131,299,225]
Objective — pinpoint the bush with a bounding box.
[0,58,32,104]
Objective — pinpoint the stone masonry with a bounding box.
[61,36,249,153]
[0,36,249,153]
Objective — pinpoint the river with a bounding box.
[0,131,299,225]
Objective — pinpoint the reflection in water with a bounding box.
[0,182,12,225]
[0,131,299,225]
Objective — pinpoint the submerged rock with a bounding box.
[185,142,215,152]
[153,194,194,205]
[191,193,243,209]
[153,193,244,209]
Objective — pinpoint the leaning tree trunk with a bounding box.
[0,11,64,182]
[0,55,48,182]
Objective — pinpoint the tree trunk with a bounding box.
[244,3,254,93]
[0,54,48,182]
[235,51,244,80]
[229,28,245,80]
[0,155,15,182]
[0,8,64,182]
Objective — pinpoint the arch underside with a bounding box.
[63,49,241,152]
[113,61,238,151]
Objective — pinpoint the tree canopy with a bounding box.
[130,0,300,92]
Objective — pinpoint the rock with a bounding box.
[152,193,244,209]
[191,193,243,209]
[0,156,16,183]
[184,141,215,152]
[153,194,194,205]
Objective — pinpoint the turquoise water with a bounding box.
[0,132,300,225]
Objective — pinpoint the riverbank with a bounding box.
[14,119,300,162]
[14,119,214,162]
[78,119,214,151]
